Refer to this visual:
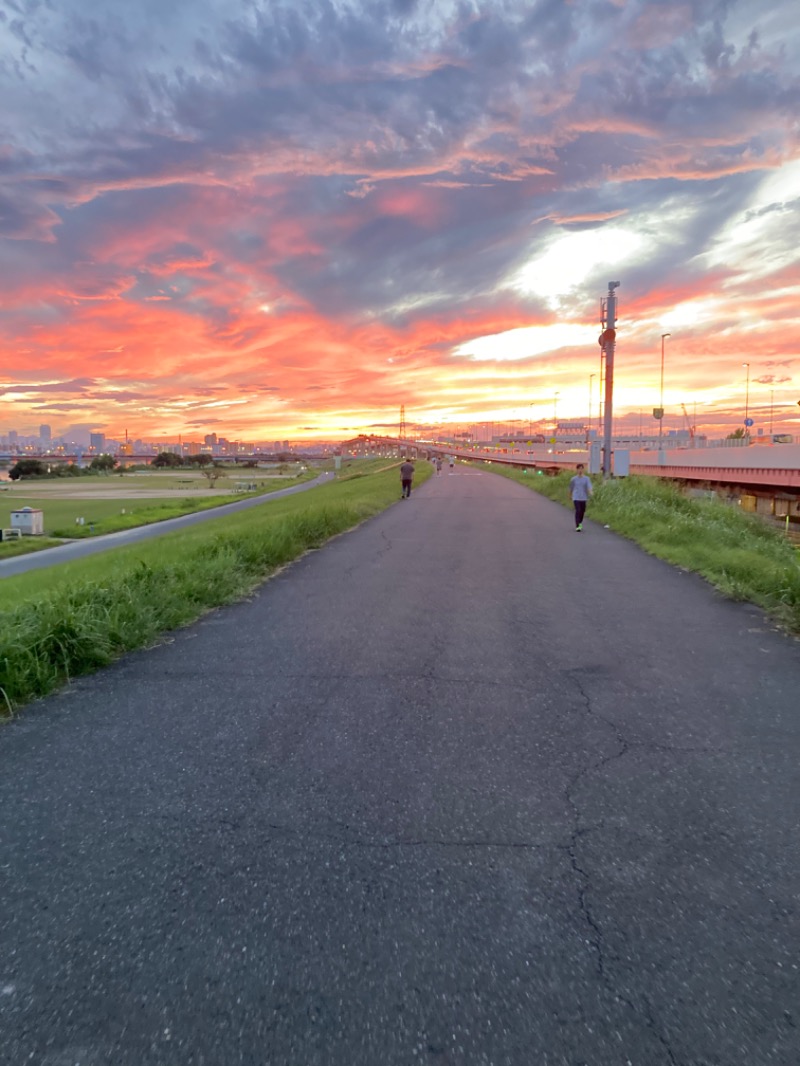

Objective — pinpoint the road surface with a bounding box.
[0,472,333,578]
[0,467,797,1064]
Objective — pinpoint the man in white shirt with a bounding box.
[568,463,593,531]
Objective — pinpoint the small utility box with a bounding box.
[11,507,44,535]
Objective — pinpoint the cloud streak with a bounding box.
[1,0,799,441]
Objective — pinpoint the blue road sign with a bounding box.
[744,418,754,427]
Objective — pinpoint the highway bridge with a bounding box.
[0,451,325,466]
[345,434,800,528]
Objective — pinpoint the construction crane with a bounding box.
[681,403,696,445]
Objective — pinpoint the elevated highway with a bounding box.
[346,435,800,490]
[346,435,800,529]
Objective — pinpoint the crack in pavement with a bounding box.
[564,675,681,1066]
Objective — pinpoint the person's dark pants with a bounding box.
[573,499,587,527]
[402,478,412,498]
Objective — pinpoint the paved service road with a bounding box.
[0,472,334,578]
[1,468,798,1065]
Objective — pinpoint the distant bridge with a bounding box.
[0,452,325,466]
[343,435,800,529]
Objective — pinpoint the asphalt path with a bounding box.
[0,472,334,578]
[1,467,798,1065]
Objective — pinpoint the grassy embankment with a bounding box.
[482,463,800,634]
[0,465,320,558]
[0,459,427,716]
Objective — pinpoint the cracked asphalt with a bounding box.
[1,466,798,1065]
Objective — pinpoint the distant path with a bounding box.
[1,467,798,1064]
[0,472,333,577]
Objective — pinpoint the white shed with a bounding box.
[10,507,44,535]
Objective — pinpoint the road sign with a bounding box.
[653,407,663,420]
[744,418,754,427]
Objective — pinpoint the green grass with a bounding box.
[0,536,65,560]
[0,459,430,715]
[480,463,800,633]
[0,466,320,553]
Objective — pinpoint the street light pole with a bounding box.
[553,392,559,442]
[743,362,750,428]
[770,389,774,436]
[659,333,670,450]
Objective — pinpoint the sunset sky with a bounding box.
[1,0,799,444]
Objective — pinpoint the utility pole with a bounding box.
[600,282,619,477]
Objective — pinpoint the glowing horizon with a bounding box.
[1,1,798,444]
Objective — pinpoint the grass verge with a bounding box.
[1,460,428,716]
[481,463,800,634]
[0,468,321,555]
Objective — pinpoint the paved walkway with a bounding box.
[0,472,333,577]
[1,467,798,1064]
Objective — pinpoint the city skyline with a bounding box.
[1,1,799,442]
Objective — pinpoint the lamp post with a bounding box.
[659,333,670,450]
[743,362,750,429]
[553,392,559,442]
[529,403,534,437]
[770,389,774,436]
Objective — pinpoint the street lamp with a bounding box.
[770,388,774,436]
[659,333,670,449]
[553,392,559,440]
[743,362,750,428]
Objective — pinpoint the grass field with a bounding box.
[0,459,430,714]
[481,463,800,635]
[0,463,319,552]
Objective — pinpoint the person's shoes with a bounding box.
[575,525,582,532]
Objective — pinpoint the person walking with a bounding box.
[400,458,415,498]
[435,457,443,475]
[569,463,593,531]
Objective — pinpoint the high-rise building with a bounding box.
[39,424,52,442]
[89,432,105,452]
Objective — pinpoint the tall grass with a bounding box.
[1,461,426,715]
[484,465,800,633]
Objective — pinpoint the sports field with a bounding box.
[0,464,317,552]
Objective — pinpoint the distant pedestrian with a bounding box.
[400,458,415,498]
[435,457,443,475]
[569,463,593,531]
[448,455,455,473]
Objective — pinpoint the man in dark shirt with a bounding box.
[400,458,415,498]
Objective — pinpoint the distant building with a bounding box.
[89,432,105,452]
[39,424,52,442]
